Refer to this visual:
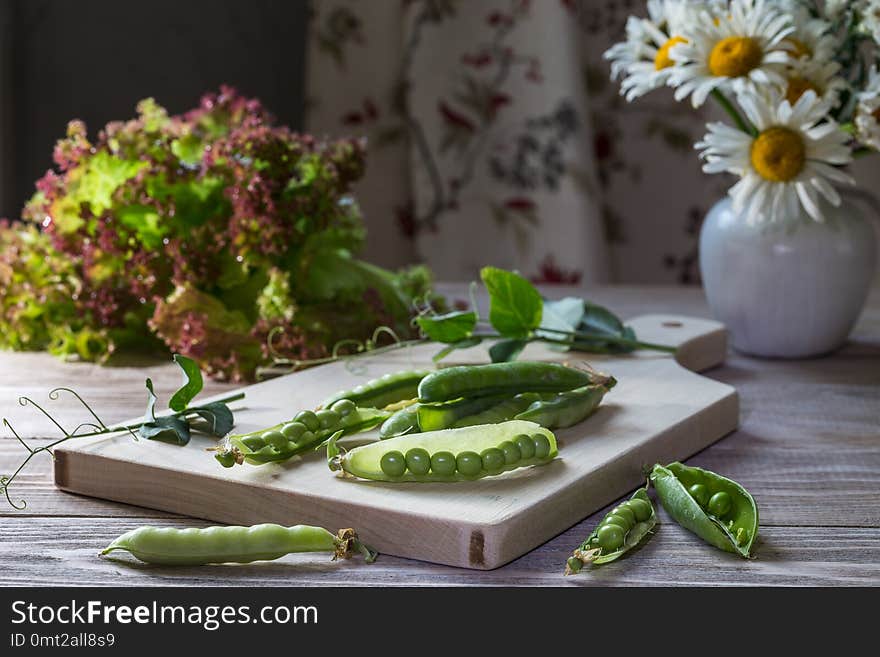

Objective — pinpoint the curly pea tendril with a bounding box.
[257,324,421,380]
[0,387,244,510]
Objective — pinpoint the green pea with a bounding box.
[281,422,306,441]
[708,491,732,518]
[379,451,406,477]
[241,435,266,450]
[603,514,632,532]
[298,430,316,446]
[514,434,535,459]
[532,434,552,459]
[626,498,653,522]
[456,451,482,477]
[316,409,341,430]
[480,448,505,474]
[498,440,522,465]
[294,410,320,432]
[688,483,710,508]
[566,556,583,574]
[330,399,356,416]
[262,430,287,450]
[405,448,431,476]
[612,505,636,527]
[596,524,625,551]
[430,451,457,476]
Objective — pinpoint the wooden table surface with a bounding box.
[1,284,878,587]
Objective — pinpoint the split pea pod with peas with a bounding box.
[101,524,377,566]
[650,462,758,557]
[215,401,389,467]
[565,487,656,574]
[329,420,557,482]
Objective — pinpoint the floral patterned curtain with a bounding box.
[305,0,880,285]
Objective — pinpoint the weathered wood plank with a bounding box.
[1,516,876,586]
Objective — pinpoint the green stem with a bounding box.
[533,333,676,354]
[712,89,757,137]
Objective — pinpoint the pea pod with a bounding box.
[216,404,389,467]
[515,382,615,429]
[418,362,601,403]
[451,393,544,428]
[329,420,557,482]
[379,404,421,439]
[101,524,376,566]
[650,462,758,558]
[322,370,432,409]
[417,393,512,432]
[565,488,657,574]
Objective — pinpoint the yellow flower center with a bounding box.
[785,77,821,105]
[784,37,812,59]
[708,36,764,78]
[750,127,806,182]
[655,36,687,71]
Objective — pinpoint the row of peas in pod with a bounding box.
[565,462,759,574]
[214,369,430,467]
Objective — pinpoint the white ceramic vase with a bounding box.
[699,194,878,358]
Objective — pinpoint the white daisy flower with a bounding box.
[855,67,880,151]
[782,59,848,110]
[668,0,794,108]
[780,0,838,63]
[696,89,854,224]
[603,0,704,101]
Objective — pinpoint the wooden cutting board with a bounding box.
[54,314,738,570]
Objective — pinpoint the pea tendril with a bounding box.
[1,356,245,509]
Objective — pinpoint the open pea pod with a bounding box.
[217,405,389,467]
[650,462,758,558]
[329,420,557,482]
[565,487,656,574]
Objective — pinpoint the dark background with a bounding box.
[0,0,308,220]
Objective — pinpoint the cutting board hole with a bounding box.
[662,321,683,328]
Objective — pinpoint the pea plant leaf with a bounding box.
[139,416,191,446]
[143,378,160,423]
[480,267,543,339]
[140,378,192,445]
[187,401,234,437]
[536,297,585,350]
[416,311,477,343]
[576,302,638,353]
[489,338,528,363]
[168,353,204,412]
[433,337,482,363]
